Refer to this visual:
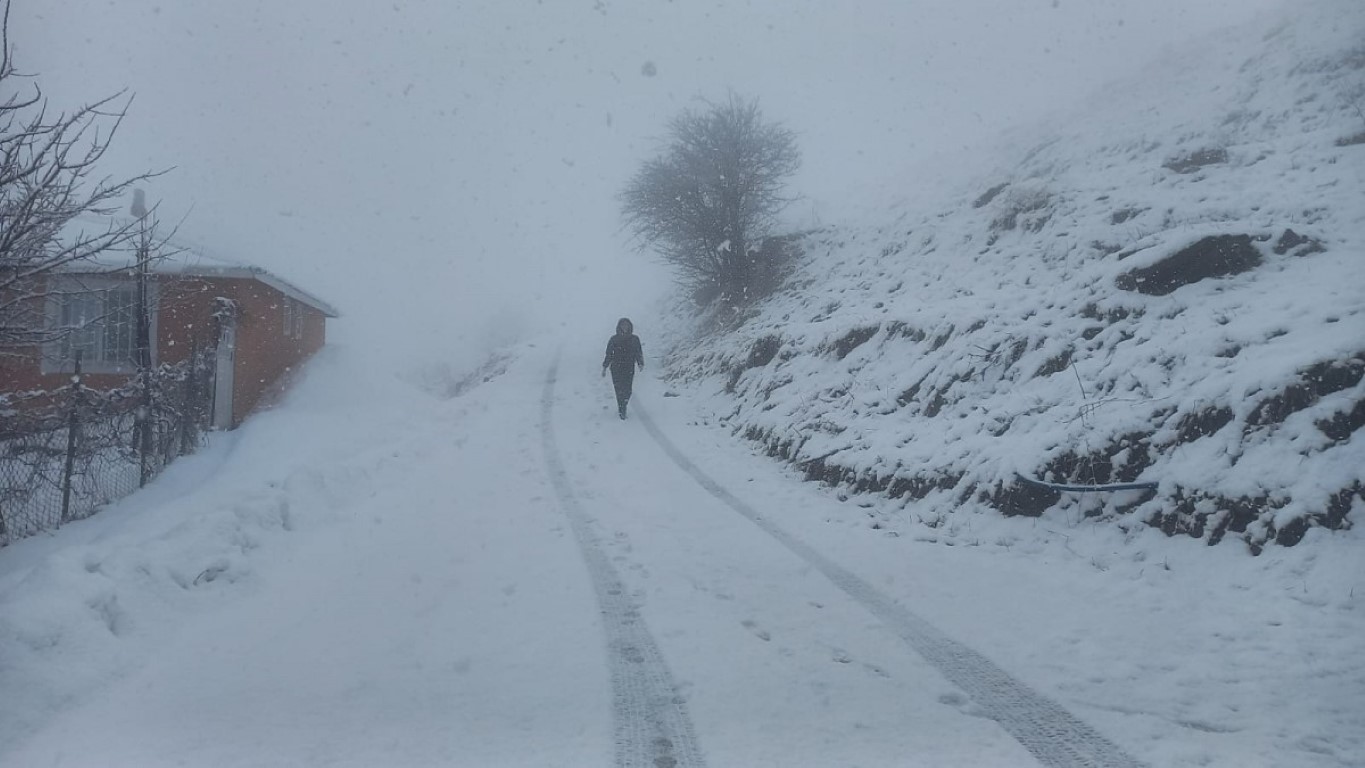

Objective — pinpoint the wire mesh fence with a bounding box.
[0,350,215,546]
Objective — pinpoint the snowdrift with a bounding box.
[667,0,1365,552]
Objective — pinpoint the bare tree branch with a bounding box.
[0,0,167,355]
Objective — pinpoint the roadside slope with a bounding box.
[667,0,1365,550]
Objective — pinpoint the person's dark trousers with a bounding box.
[610,366,634,419]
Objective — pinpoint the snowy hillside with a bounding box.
[665,0,1365,552]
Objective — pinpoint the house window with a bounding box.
[282,297,304,340]
[43,277,148,374]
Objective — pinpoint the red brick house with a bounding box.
[1,248,338,429]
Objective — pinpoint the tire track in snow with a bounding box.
[636,405,1144,768]
[540,362,708,768]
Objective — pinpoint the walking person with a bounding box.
[602,317,645,420]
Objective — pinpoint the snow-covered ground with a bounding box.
[4,1,1363,765]
[1,342,1361,767]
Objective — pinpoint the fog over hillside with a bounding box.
[18,0,1288,367]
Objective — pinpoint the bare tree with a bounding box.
[621,93,800,310]
[0,0,160,358]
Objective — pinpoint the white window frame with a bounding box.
[41,275,157,375]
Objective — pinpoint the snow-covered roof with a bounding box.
[57,217,340,318]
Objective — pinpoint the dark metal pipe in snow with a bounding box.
[1015,472,1158,493]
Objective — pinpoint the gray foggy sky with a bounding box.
[17,0,1287,366]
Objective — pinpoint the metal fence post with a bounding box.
[60,352,83,524]
[138,373,153,487]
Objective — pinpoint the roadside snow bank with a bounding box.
[0,345,452,753]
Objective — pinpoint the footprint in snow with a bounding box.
[939,692,969,707]
[862,662,891,679]
[740,619,772,642]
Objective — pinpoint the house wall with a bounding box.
[0,276,134,396]
[4,275,225,395]
[0,363,133,398]
[0,288,49,394]
[210,278,326,427]
[2,275,328,428]
[157,276,225,364]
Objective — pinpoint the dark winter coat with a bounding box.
[603,333,644,374]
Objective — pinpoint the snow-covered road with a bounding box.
[540,356,1106,767]
[2,344,1361,767]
